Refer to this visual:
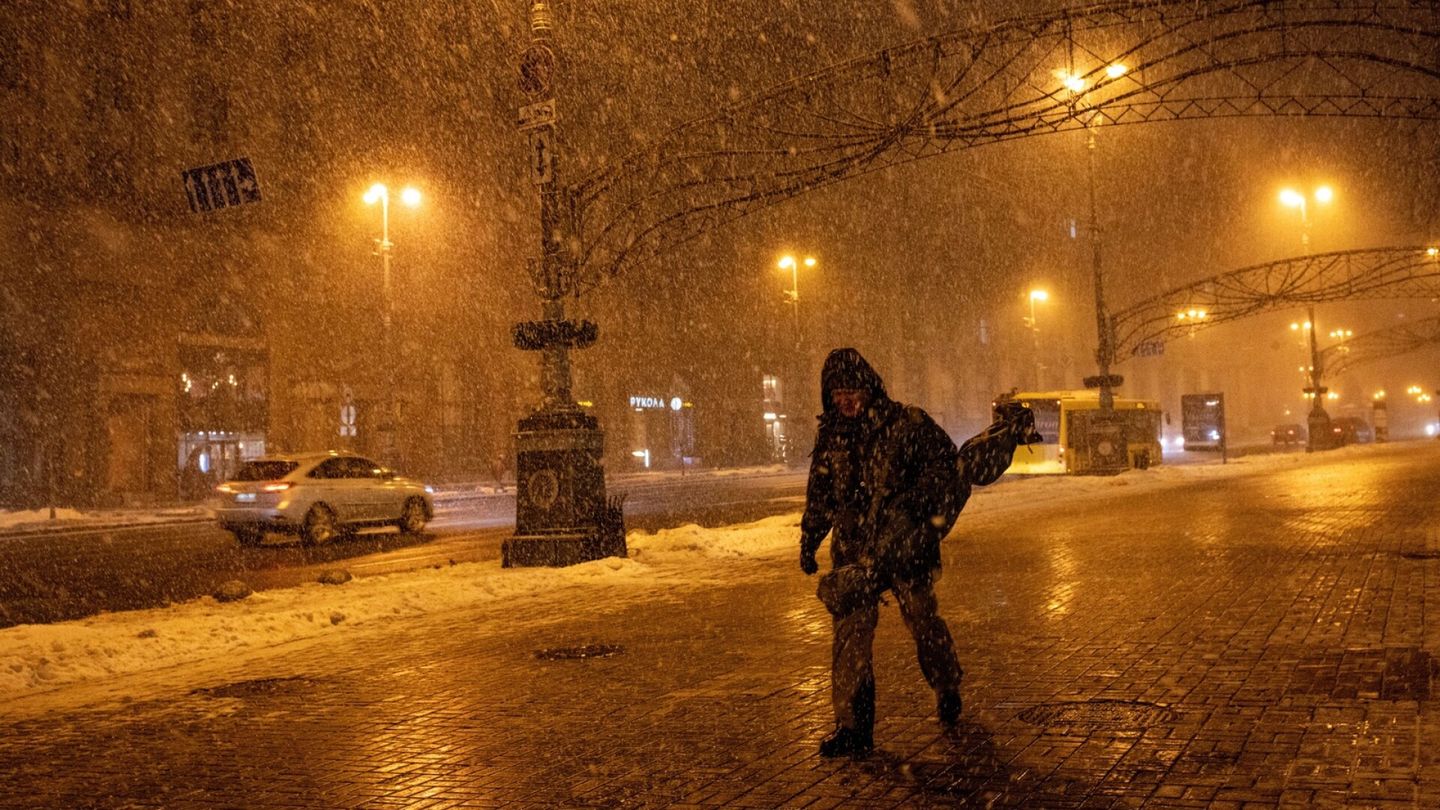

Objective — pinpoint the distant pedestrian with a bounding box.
[799,348,1036,758]
[490,451,509,493]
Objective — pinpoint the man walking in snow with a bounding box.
[800,347,1033,758]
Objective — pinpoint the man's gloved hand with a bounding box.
[800,547,819,575]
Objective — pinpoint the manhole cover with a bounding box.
[1018,699,1174,729]
[1400,551,1440,560]
[534,643,625,661]
[191,676,316,699]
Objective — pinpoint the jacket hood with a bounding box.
[819,348,888,415]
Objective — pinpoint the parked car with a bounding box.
[213,452,434,546]
[1271,423,1306,447]
[1330,416,1374,446]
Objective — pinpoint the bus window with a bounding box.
[1020,398,1061,443]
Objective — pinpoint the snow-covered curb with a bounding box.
[0,506,212,533]
[0,515,801,706]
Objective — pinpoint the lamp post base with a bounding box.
[1306,410,1333,452]
[503,527,626,568]
[502,407,626,568]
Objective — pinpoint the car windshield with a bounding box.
[232,461,300,481]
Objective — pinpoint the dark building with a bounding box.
[0,1,534,506]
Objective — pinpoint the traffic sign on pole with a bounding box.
[529,129,555,185]
[182,157,262,213]
[518,98,557,131]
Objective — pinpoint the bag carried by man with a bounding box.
[816,401,1042,617]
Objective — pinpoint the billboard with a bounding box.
[1180,393,1226,452]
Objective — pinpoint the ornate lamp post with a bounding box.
[503,1,625,567]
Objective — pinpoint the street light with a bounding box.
[777,254,816,349]
[364,182,422,463]
[1055,61,1128,414]
[1026,289,1049,389]
[774,254,816,465]
[1278,184,1333,251]
[1279,184,1334,450]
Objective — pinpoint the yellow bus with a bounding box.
[998,389,1163,475]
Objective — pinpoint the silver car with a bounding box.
[213,452,434,546]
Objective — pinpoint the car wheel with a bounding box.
[302,504,340,546]
[397,497,428,534]
[232,527,265,547]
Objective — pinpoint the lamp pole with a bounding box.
[377,187,394,462]
[777,254,814,462]
[1058,63,1127,412]
[1028,289,1048,390]
[778,255,814,350]
[1085,127,1117,410]
[364,182,420,464]
[1279,186,1334,450]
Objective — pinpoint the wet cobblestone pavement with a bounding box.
[2,444,1439,807]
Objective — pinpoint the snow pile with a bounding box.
[0,508,90,529]
[0,505,209,532]
[0,515,801,703]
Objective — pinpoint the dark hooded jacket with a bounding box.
[801,348,964,582]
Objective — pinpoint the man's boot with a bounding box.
[821,675,875,757]
[937,688,962,727]
[818,725,874,758]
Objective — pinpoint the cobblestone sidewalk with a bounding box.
[1,445,1438,808]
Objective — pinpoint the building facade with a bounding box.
[0,2,532,507]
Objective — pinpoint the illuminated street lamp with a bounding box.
[1055,60,1128,419]
[364,182,422,463]
[777,254,816,349]
[1026,289,1049,389]
[1278,185,1333,250]
[774,254,816,460]
[1279,184,1335,450]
